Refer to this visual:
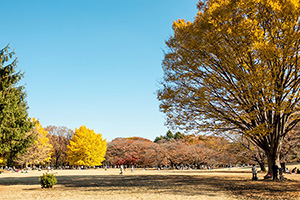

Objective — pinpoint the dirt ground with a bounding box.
[0,165,300,200]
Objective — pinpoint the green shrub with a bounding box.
[39,173,57,188]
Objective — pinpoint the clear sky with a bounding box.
[0,0,198,141]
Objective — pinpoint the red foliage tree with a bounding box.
[105,137,155,166]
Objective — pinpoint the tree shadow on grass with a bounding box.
[1,174,299,199]
[0,176,39,186]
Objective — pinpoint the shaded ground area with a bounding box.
[0,169,300,199]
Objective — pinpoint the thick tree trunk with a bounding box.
[264,119,284,177]
[266,152,280,175]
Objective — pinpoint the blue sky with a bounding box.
[0,0,198,141]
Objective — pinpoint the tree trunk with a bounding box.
[7,156,13,167]
[264,122,284,177]
[258,162,266,172]
[254,155,266,172]
[55,157,59,168]
[266,152,280,175]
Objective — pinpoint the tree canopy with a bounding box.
[105,137,155,166]
[158,0,300,173]
[67,126,107,166]
[154,130,185,142]
[105,135,235,168]
[15,119,52,166]
[0,45,34,165]
[46,125,74,167]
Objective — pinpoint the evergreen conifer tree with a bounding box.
[0,45,34,165]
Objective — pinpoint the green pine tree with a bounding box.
[166,130,174,139]
[0,45,34,166]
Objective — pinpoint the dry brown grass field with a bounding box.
[0,165,300,200]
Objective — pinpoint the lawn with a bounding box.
[0,165,299,200]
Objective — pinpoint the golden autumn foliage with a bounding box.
[67,126,107,166]
[15,118,52,166]
[158,0,300,174]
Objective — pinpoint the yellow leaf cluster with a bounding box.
[67,125,107,166]
[33,118,53,163]
[159,0,300,146]
[15,118,53,166]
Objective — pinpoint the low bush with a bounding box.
[39,173,57,188]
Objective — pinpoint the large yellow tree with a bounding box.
[67,126,107,166]
[15,118,52,166]
[158,0,300,174]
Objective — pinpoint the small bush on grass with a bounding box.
[39,173,57,188]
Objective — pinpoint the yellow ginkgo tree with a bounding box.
[15,118,53,167]
[67,125,107,166]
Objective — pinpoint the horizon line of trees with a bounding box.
[104,130,300,170]
[2,124,299,171]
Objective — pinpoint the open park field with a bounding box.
[0,166,300,200]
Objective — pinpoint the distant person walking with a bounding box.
[120,165,124,175]
[252,164,258,181]
[279,167,284,181]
